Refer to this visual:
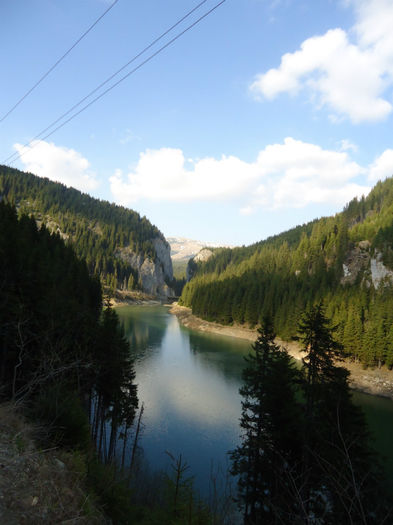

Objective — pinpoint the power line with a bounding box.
[0,0,120,124]
[5,0,226,166]
[3,0,210,165]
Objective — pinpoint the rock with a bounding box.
[340,243,393,289]
[193,248,214,263]
[186,248,214,281]
[370,250,393,289]
[340,243,370,285]
[153,238,173,281]
[358,240,371,251]
[53,458,65,470]
[167,237,229,261]
[115,236,174,297]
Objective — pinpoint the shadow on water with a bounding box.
[117,305,168,362]
[115,305,245,500]
[352,390,393,490]
[115,305,393,499]
[187,329,250,382]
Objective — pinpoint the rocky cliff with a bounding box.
[168,237,230,261]
[0,166,176,299]
[340,241,393,289]
[186,248,214,281]
[116,237,174,297]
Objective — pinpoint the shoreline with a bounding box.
[109,290,164,307]
[170,303,393,401]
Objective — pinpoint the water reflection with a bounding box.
[116,305,393,494]
[352,390,393,488]
[117,305,167,362]
[188,329,250,381]
[116,305,245,494]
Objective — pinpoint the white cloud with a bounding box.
[250,137,368,210]
[239,205,254,216]
[110,138,374,213]
[368,149,393,182]
[352,0,393,57]
[14,140,99,192]
[339,139,358,152]
[110,148,257,203]
[250,0,393,123]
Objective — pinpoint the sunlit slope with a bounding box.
[180,177,393,367]
[0,165,173,294]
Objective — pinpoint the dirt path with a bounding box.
[170,303,393,400]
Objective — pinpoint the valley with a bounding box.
[1,164,393,523]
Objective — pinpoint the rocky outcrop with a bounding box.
[152,238,173,281]
[194,248,214,263]
[39,214,174,298]
[341,242,370,286]
[186,248,214,281]
[370,250,393,289]
[115,237,174,297]
[167,237,229,261]
[340,242,393,289]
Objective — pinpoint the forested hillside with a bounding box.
[180,177,393,367]
[0,200,140,520]
[0,199,222,525]
[0,165,173,295]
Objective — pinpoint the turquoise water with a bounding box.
[116,305,393,494]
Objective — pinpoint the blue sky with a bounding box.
[1,0,393,246]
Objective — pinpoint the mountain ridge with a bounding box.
[180,176,393,368]
[0,165,174,297]
[167,236,232,261]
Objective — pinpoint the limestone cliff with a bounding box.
[186,248,214,281]
[0,166,177,299]
[116,237,174,297]
[340,241,393,289]
[370,250,393,289]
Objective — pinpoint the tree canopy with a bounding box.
[231,307,391,524]
[181,177,393,368]
[0,164,166,291]
[0,200,137,461]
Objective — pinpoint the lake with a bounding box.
[116,304,393,496]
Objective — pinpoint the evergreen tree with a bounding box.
[231,307,391,524]
[230,318,301,524]
[0,201,138,465]
[179,175,393,369]
[0,165,168,293]
[297,303,390,523]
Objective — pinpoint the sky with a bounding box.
[1,0,393,246]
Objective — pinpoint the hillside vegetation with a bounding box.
[0,199,141,520]
[0,165,169,293]
[0,202,216,522]
[0,403,105,523]
[180,177,393,368]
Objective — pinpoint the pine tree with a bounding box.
[297,302,343,422]
[230,318,301,524]
[297,303,390,523]
[231,305,391,524]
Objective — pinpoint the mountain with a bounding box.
[180,177,393,368]
[0,165,174,297]
[168,236,232,280]
[167,236,232,261]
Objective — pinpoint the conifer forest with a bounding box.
[1,167,393,523]
[180,176,393,369]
